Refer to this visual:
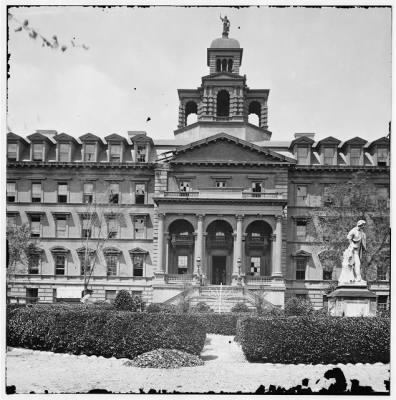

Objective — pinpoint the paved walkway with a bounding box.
[6,335,390,394]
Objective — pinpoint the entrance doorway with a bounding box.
[212,256,227,285]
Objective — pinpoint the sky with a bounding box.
[6,5,392,142]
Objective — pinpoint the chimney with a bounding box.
[294,132,315,139]
[128,131,147,138]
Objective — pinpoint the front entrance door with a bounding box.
[212,256,226,285]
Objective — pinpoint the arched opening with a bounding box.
[206,220,234,285]
[185,101,198,126]
[216,59,221,72]
[221,59,227,72]
[245,221,272,278]
[168,219,195,275]
[216,90,230,117]
[248,101,261,126]
[228,59,233,72]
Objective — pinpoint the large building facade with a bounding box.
[6,27,390,310]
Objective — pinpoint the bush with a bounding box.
[284,297,313,316]
[231,302,251,313]
[190,302,213,313]
[145,303,181,313]
[7,305,206,359]
[238,315,390,364]
[192,312,254,335]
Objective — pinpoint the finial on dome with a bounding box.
[220,15,230,38]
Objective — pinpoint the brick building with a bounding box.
[6,26,390,311]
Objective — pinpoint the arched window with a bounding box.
[216,59,221,72]
[185,101,198,126]
[248,101,261,126]
[222,59,227,72]
[228,59,233,72]
[217,90,230,117]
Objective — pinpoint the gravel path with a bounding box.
[6,335,390,394]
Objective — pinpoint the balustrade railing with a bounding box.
[162,190,285,200]
[166,274,194,283]
[245,276,272,285]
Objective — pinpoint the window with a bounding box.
[323,269,333,280]
[323,147,335,165]
[110,144,121,162]
[297,146,309,165]
[250,257,261,276]
[377,148,388,166]
[31,182,42,203]
[105,254,118,276]
[134,216,146,239]
[55,254,66,275]
[377,264,388,281]
[216,59,221,72]
[105,290,117,302]
[81,217,92,238]
[350,147,361,166]
[84,143,96,162]
[322,185,334,205]
[7,143,17,160]
[78,251,92,275]
[7,182,16,202]
[323,295,328,310]
[137,145,146,162]
[178,255,188,274]
[296,185,307,206]
[133,254,144,276]
[7,214,17,228]
[26,288,38,304]
[252,182,263,197]
[32,143,43,161]
[28,252,40,274]
[108,183,119,204]
[296,258,306,280]
[83,182,94,203]
[216,181,226,188]
[377,295,388,311]
[57,183,68,203]
[107,215,119,238]
[30,215,41,238]
[59,143,70,162]
[56,216,67,238]
[135,183,146,204]
[296,220,307,239]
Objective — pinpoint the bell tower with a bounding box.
[175,17,271,142]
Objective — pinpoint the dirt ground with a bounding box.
[6,334,390,394]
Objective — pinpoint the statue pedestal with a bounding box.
[327,283,377,317]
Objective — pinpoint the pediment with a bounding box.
[367,136,389,150]
[105,133,127,143]
[292,249,312,257]
[54,133,78,143]
[129,247,148,254]
[172,133,295,164]
[341,136,368,150]
[27,132,52,143]
[7,132,27,143]
[316,136,341,147]
[289,136,315,150]
[202,72,244,81]
[79,133,102,142]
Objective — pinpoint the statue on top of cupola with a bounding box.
[220,14,230,37]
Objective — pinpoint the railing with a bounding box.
[246,235,268,247]
[166,274,194,283]
[207,234,233,248]
[170,234,194,246]
[162,190,286,200]
[10,274,152,281]
[245,276,272,285]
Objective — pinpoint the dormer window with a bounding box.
[297,146,309,165]
[323,147,335,165]
[137,145,146,162]
[59,143,70,162]
[7,143,17,160]
[350,147,361,166]
[84,143,96,162]
[32,143,44,161]
[377,148,388,166]
[110,144,121,162]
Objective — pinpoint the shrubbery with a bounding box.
[145,303,181,313]
[231,302,250,313]
[7,306,206,359]
[192,312,252,335]
[238,315,390,364]
[284,297,313,316]
[114,290,144,312]
[190,302,213,313]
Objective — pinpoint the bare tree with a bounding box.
[307,171,390,281]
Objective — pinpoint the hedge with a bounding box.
[7,306,206,359]
[238,316,390,364]
[192,313,254,335]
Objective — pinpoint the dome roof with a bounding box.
[210,37,240,49]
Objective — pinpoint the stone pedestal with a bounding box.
[327,284,377,317]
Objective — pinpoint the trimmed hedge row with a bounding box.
[7,306,206,359]
[192,313,254,335]
[238,316,390,364]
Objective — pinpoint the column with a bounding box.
[157,213,165,273]
[272,215,283,277]
[165,233,169,274]
[194,215,204,276]
[233,215,243,279]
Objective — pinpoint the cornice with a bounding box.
[7,161,156,170]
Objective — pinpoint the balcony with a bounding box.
[207,234,233,249]
[245,234,267,248]
[166,274,194,283]
[170,234,194,247]
[245,276,272,286]
[160,188,286,201]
